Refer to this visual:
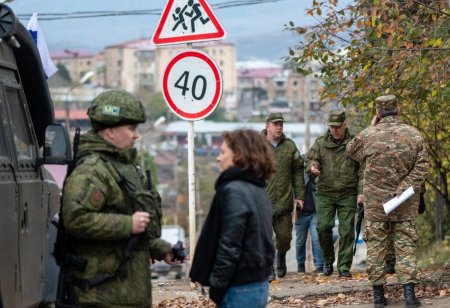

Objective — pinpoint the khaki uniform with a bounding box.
[307,129,362,271]
[263,131,305,252]
[63,132,169,307]
[347,116,429,285]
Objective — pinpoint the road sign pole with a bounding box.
[187,121,196,256]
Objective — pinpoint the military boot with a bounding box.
[372,285,388,308]
[276,251,287,278]
[404,283,421,307]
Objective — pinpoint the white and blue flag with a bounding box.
[27,13,58,78]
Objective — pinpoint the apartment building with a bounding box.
[52,41,327,123]
[237,61,323,122]
[103,39,156,93]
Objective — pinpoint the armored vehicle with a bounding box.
[0,4,71,307]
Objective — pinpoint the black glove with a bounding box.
[418,192,426,214]
[209,287,227,304]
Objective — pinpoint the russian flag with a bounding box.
[27,13,58,78]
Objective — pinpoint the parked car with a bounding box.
[151,225,188,279]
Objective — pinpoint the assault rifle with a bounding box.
[353,203,364,256]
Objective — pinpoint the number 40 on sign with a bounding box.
[162,50,223,121]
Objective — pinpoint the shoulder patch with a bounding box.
[89,189,105,209]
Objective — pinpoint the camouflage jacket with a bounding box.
[346,116,429,221]
[62,131,170,307]
[262,130,305,217]
[307,129,363,197]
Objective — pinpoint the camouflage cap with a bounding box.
[87,90,146,131]
[266,113,286,123]
[327,110,346,126]
[375,95,397,112]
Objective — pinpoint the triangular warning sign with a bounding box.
[152,0,226,46]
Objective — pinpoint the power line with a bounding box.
[15,0,285,21]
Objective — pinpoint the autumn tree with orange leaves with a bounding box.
[286,0,449,243]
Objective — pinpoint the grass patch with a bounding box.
[418,239,450,269]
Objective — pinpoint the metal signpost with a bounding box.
[152,0,225,256]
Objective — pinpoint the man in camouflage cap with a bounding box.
[61,90,179,307]
[307,110,363,277]
[347,95,429,308]
[263,113,305,279]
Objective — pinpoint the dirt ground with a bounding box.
[152,269,450,307]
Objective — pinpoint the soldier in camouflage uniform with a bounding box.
[263,113,305,279]
[307,110,363,277]
[346,95,429,308]
[62,90,176,307]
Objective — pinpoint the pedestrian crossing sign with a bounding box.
[152,0,226,46]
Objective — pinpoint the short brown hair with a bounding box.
[222,129,276,181]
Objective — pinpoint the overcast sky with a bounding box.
[9,0,328,62]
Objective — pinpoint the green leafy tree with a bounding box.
[286,0,449,242]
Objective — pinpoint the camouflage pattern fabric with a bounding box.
[316,193,356,271]
[364,220,418,285]
[385,235,396,264]
[262,130,305,252]
[262,130,305,216]
[346,116,429,221]
[307,129,363,197]
[62,131,170,307]
[273,215,293,252]
[87,90,146,131]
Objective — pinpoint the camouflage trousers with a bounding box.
[273,214,293,252]
[364,220,418,285]
[386,234,395,263]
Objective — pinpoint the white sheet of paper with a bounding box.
[383,186,415,214]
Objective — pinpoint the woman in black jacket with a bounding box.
[190,129,276,307]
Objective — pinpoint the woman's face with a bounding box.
[217,140,235,172]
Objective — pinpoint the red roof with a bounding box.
[51,50,94,60]
[54,109,89,120]
[106,38,155,50]
[237,67,283,78]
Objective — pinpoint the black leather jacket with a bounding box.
[190,167,275,298]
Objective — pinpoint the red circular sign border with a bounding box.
[162,50,222,121]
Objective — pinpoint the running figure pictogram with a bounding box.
[172,5,188,31]
[185,0,210,33]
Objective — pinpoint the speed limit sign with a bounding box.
[162,50,223,121]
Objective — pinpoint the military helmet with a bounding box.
[87,90,146,131]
